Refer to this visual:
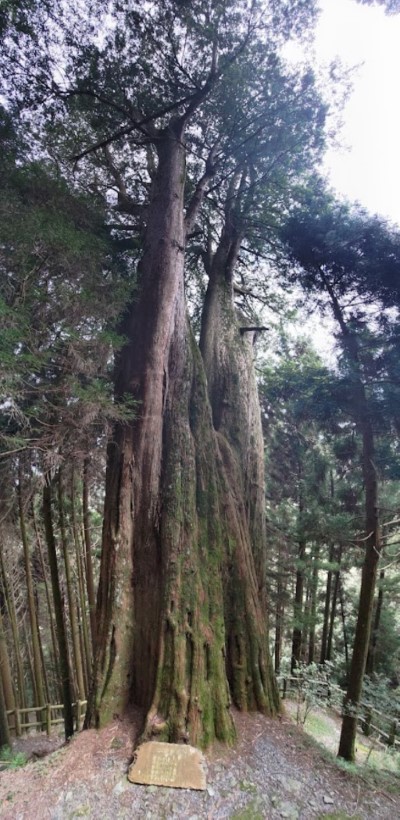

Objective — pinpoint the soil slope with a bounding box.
[0,708,398,819]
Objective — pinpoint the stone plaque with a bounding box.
[127,741,206,790]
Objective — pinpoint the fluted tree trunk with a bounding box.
[85,109,278,745]
[199,203,278,714]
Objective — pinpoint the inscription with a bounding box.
[150,748,178,783]
[128,741,206,790]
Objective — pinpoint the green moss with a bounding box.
[239,780,257,793]
[230,800,264,819]
[317,814,363,820]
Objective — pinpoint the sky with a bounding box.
[315,0,400,227]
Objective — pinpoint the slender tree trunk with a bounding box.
[318,276,382,761]
[32,504,61,700]
[0,551,26,712]
[320,544,335,664]
[327,304,381,760]
[291,538,306,673]
[0,607,16,734]
[57,471,86,702]
[307,546,319,665]
[43,480,74,740]
[70,469,91,690]
[365,569,384,676]
[18,471,46,721]
[338,576,349,674]
[0,675,10,750]
[82,458,96,650]
[327,546,342,662]
[274,560,285,675]
[339,424,380,760]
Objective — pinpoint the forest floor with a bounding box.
[0,704,399,819]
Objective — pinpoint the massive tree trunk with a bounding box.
[85,120,278,746]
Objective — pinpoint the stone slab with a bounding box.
[127,741,206,790]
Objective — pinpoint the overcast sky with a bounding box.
[315,0,400,227]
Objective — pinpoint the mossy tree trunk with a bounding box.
[85,118,278,746]
[199,193,279,716]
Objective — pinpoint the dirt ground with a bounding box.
[0,706,399,819]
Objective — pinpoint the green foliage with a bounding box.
[0,747,28,769]
[362,675,400,719]
[292,662,334,726]
[0,143,135,459]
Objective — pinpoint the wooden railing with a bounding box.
[277,675,400,750]
[6,700,87,737]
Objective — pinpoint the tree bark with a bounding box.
[0,551,26,712]
[307,545,319,665]
[199,214,279,715]
[323,283,382,762]
[327,546,342,662]
[0,674,10,750]
[320,544,335,664]
[18,470,46,719]
[0,607,16,735]
[82,457,96,650]
[291,538,306,673]
[85,120,278,745]
[365,569,384,675]
[57,470,86,701]
[43,480,74,740]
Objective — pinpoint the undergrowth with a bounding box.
[0,747,28,769]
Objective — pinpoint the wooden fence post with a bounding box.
[14,707,21,738]
[361,706,372,737]
[46,704,51,736]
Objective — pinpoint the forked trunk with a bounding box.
[86,121,278,745]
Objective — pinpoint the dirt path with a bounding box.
[0,708,398,819]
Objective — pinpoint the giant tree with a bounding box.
[2,0,329,746]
